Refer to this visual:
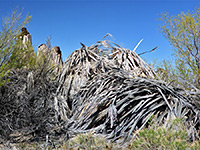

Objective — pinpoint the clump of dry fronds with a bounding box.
[55,39,199,143]
[65,68,199,142]
[55,40,156,117]
[1,38,199,146]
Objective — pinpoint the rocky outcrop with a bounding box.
[15,27,63,73]
[38,44,49,57]
[19,27,32,47]
[51,46,63,72]
[37,44,63,73]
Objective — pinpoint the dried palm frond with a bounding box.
[110,47,156,78]
[56,44,114,112]
[66,69,199,142]
[55,40,156,120]
[133,39,143,52]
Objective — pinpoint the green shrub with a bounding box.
[131,119,200,150]
[0,10,32,86]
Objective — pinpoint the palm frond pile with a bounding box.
[55,39,200,142]
[0,38,199,145]
[68,69,199,142]
[55,40,156,118]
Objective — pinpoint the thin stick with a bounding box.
[133,39,143,51]
[138,46,158,56]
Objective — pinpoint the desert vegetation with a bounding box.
[0,9,200,149]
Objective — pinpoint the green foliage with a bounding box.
[131,118,200,150]
[0,64,10,86]
[159,8,200,89]
[64,133,115,150]
[8,40,36,69]
[0,11,32,63]
[0,10,32,86]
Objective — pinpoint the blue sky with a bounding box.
[0,0,200,63]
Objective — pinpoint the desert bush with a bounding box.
[0,10,32,86]
[159,8,200,90]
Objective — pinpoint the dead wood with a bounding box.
[0,39,199,145]
[0,68,60,143]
